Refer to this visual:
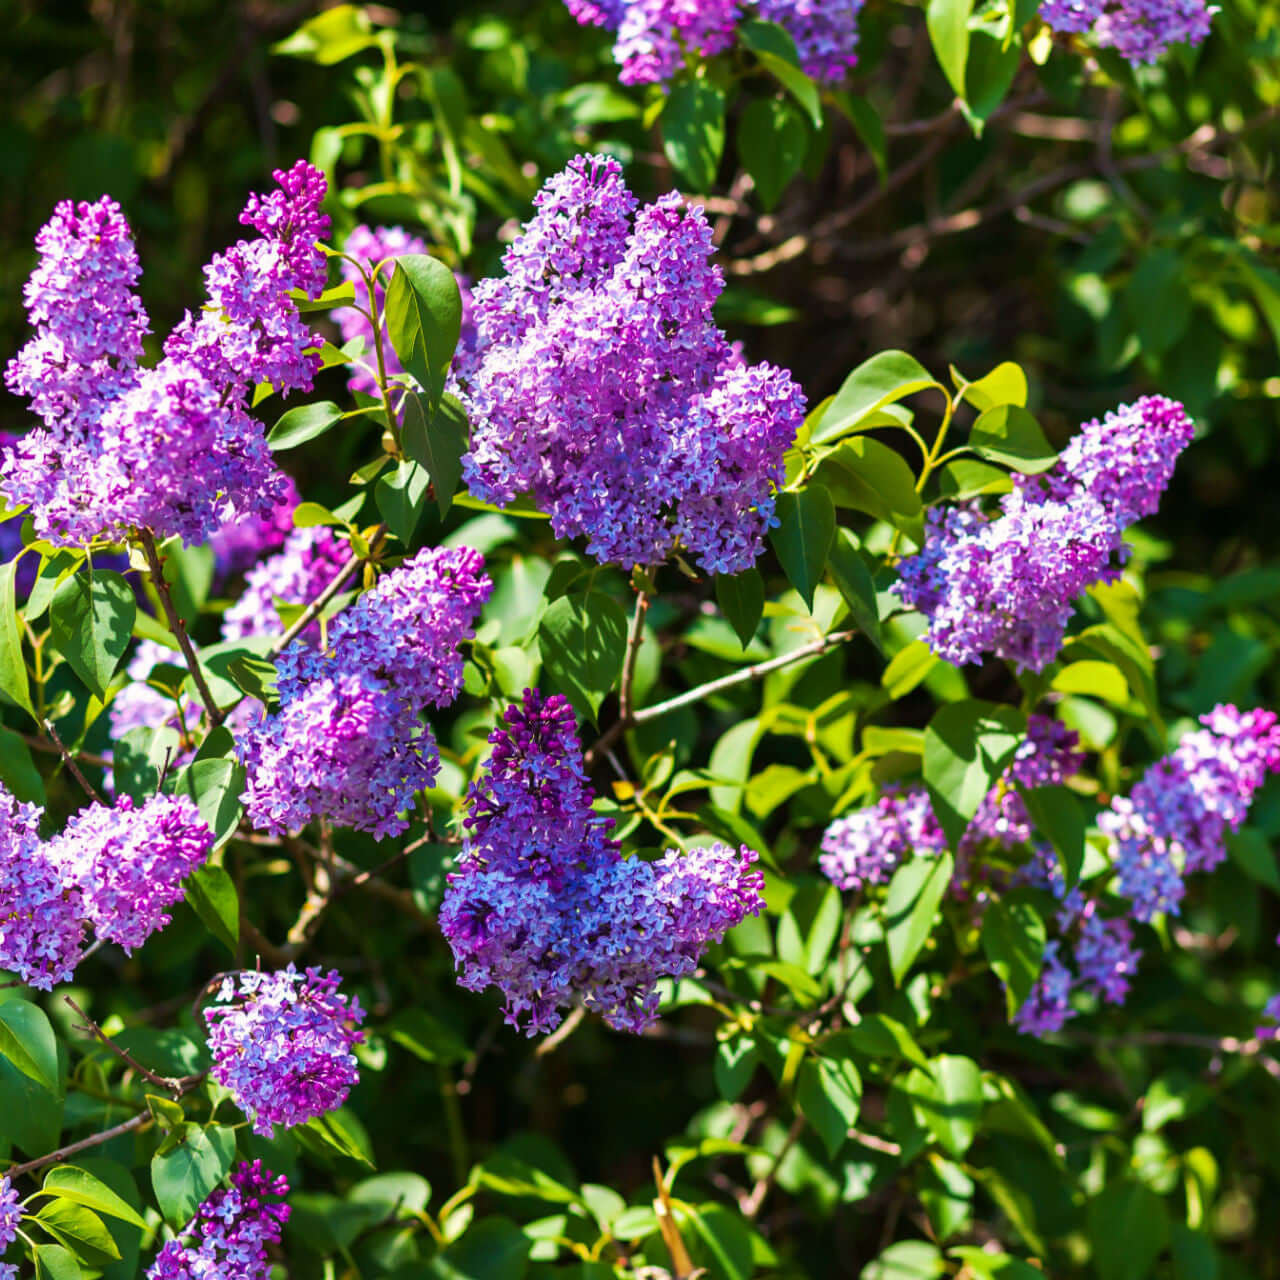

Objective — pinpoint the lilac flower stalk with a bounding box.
[441,689,765,1034]
[204,967,365,1136]
[239,546,491,839]
[896,396,1193,672]
[1040,0,1214,64]
[456,156,805,574]
[147,1160,290,1280]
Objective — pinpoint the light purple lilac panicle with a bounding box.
[3,163,327,547]
[204,967,365,1136]
[456,156,805,574]
[0,1176,19,1278]
[240,546,491,838]
[209,475,300,581]
[564,0,860,84]
[1040,0,1214,64]
[819,785,946,892]
[147,1159,290,1280]
[896,396,1193,672]
[440,689,765,1034]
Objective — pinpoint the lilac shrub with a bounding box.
[456,155,805,573]
[441,689,765,1034]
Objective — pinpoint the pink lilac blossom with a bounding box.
[3,165,326,547]
[0,785,86,990]
[239,546,491,839]
[204,967,365,1136]
[895,396,1193,672]
[1100,704,1280,921]
[440,689,765,1034]
[221,526,352,643]
[45,794,214,954]
[146,1159,290,1280]
[209,475,300,581]
[1040,0,1214,64]
[456,156,805,573]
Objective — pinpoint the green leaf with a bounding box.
[174,757,245,849]
[1087,1181,1171,1280]
[49,571,136,700]
[816,437,923,531]
[538,591,629,724]
[183,863,240,956]
[981,897,1047,1019]
[375,459,431,546]
[34,1244,83,1280]
[923,700,1027,848]
[387,1008,470,1065]
[798,1054,862,1156]
[862,1240,946,1280]
[884,853,954,984]
[738,21,823,128]
[150,1124,236,1226]
[715,1037,759,1101]
[739,97,808,210]
[927,0,973,99]
[825,1014,932,1074]
[963,30,1021,129]
[827,530,883,652]
[1228,828,1280,893]
[832,93,887,183]
[814,351,943,445]
[661,78,727,191]
[402,392,469,518]
[0,1000,60,1090]
[0,558,34,717]
[34,1199,120,1264]
[776,881,842,975]
[41,1167,147,1229]
[909,1055,983,1159]
[968,404,1056,474]
[429,1215,531,1280]
[1020,784,1086,888]
[882,640,938,699]
[0,725,45,804]
[1125,248,1193,357]
[296,1109,376,1168]
[273,4,377,63]
[949,1247,1043,1279]
[267,401,343,451]
[958,362,1027,412]
[384,254,463,409]
[770,486,835,610]
[716,570,765,649]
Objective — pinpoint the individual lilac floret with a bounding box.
[204,967,365,1136]
[147,1159,290,1280]
[1040,0,1214,64]
[222,526,352,643]
[819,785,947,892]
[755,0,862,80]
[896,396,1193,672]
[209,475,300,581]
[1015,940,1076,1035]
[1100,704,1280,921]
[0,786,86,990]
[440,690,765,1034]
[45,795,214,955]
[239,546,491,838]
[456,155,805,574]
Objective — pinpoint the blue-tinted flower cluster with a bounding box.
[148,1160,289,1280]
[0,1176,19,1280]
[896,396,1193,672]
[204,967,365,1137]
[0,785,213,988]
[240,546,491,838]
[564,0,861,84]
[1040,0,1214,64]
[3,163,327,547]
[455,155,806,573]
[441,689,765,1034]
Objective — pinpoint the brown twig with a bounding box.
[42,719,105,804]
[619,589,652,724]
[64,997,199,1095]
[4,1111,152,1181]
[20,733,110,770]
[741,1115,806,1219]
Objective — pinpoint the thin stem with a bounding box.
[65,997,202,1096]
[41,720,105,805]
[19,733,109,770]
[619,590,651,723]
[4,1112,151,1182]
[137,529,223,726]
[437,1065,469,1188]
[365,258,403,454]
[741,1115,805,1219]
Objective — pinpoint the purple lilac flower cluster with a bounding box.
[222,526,352,643]
[204,968,365,1136]
[1258,982,1280,1042]
[0,785,213,989]
[440,689,765,1034]
[1040,0,1214,65]
[3,163,327,548]
[1100,704,1280,922]
[564,0,861,84]
[332,225,478,401]
[147,1160,290,1280]
[455,156,805,574]
[209,475,300,582]
[0,1176,19,1280]
[240,546,491,838]
[896,396,1193,672]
